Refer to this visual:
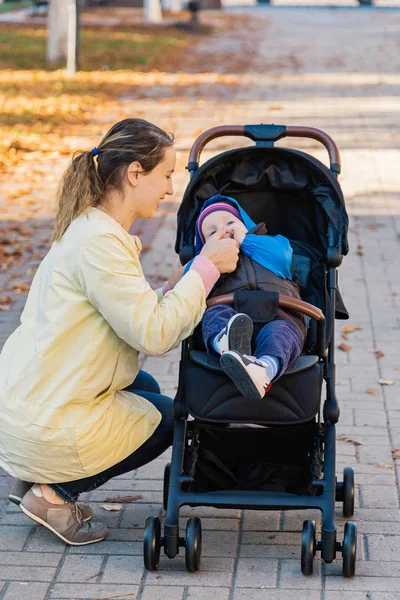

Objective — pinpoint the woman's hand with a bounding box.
[168,257,184,288]
[228,221,248,245]
[200,227,240,273]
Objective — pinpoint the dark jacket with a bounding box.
[209,224,306,340]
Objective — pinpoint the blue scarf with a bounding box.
[191,194,293,280]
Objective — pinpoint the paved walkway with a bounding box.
[1,4,400,599]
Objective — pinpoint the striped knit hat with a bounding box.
[196,200,243,245]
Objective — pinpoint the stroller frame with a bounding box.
[143,124,357,577]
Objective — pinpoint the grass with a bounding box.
[0,20,210,173]
[0,1,31,14]
[0,23,196,71]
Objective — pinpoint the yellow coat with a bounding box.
[0,208,206,483]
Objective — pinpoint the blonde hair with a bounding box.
[53,118,174,241]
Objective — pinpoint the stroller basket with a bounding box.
[143,124,357,578]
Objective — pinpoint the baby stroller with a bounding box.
[143,124,357,577]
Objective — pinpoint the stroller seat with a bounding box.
[186,351,322,424]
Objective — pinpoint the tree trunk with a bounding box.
[47,0,70,63]
[163,0,183,12]
[144,0,163,24]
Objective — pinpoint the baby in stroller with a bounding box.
[193,194,307,400]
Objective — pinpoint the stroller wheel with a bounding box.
[343,467,355,518]
[143,516,161,570]
[301,520,316,575]
[342,521,357,577]
[185,517,202,572]
[163,463,171,511]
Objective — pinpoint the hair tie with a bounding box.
[92,147,99,156]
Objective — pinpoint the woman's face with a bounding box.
[129,146,176,219]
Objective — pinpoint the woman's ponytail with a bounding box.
[53,150,103,241]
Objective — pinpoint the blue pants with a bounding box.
[202,305,304,377]
[50,371,174,502]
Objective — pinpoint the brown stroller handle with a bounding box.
[188,124,341,175]
[206,293,324,322]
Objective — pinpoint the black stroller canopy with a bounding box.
[176,146,349,259]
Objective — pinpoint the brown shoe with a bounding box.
[10,480,93,522]
[9,479,33,505]
[20,489,107,546]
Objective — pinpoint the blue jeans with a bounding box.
[202,305,304,377]
[50,371,174,502]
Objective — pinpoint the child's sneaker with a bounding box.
[220,350,270,401]
[213,313,253,355]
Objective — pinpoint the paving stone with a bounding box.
[119,504,163,529]
[187,587,231,600]
[24,527,71,553]
[234,590,322,600]
[100,555,144,584]
[240,544,300,559]
[325,576,400,592]
[281,510,321,532]
[68,541,142,556]
[0,552,61,567]
[351,509,400,522]
[235,558,279,588]
[367,535,400,561]
[325,560,400,578]
[0,565,56,582]
[241,532,301,546]
[324,594,370,600]
[242,510,281,531]
[155,557,234,573]
[360,485,399,509]
[141,586,185,600]
[48,583,140,598]
[179,517,240,531]
[3,582,50,600]
[106,528,143,542]
[89,489,163,504]
[146,568,233,587]
[56,555,104,583]
[202,531,239,558]
[278,559,322,589]
[100,478,163,492]
[180,507,241,519]
[0,526,33,551]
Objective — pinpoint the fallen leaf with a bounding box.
[12,282,30,293]
[0,295,13,305]
[378,379,395,386]
[374,462,394,470]
[341,333,349,341]
[394,367,400,371]
[368,223,386,230]
[375,351,385,359]
[338,343,351,352]
[104,495,142,503]
[367,388,379,396]
[337,435,364,446]
[101,503,123,511]
[356,244,364,256]
[0,305,12,311]
[341,326,363,334]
